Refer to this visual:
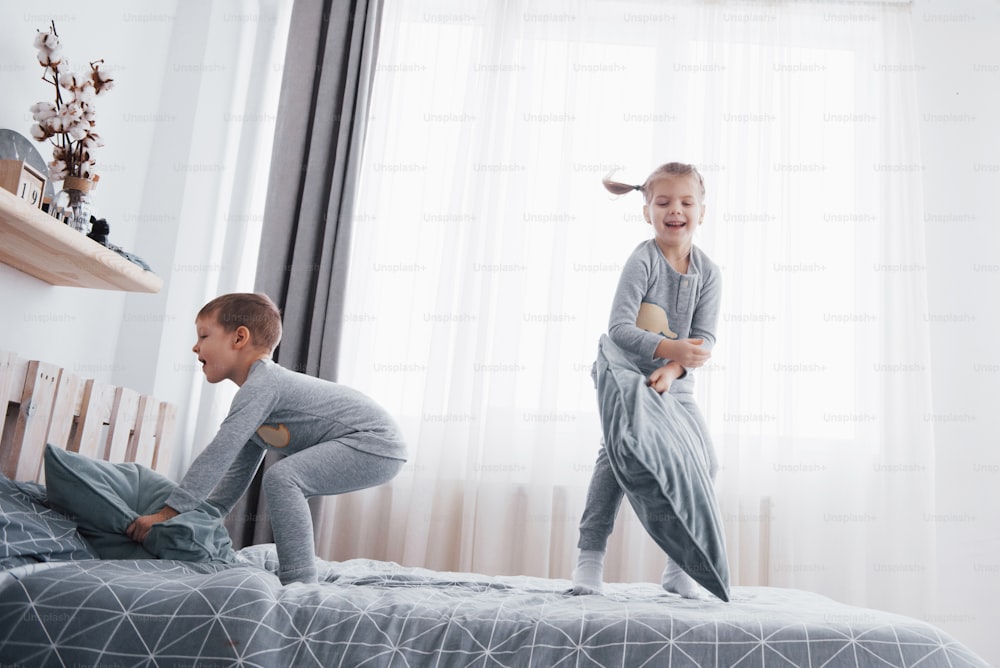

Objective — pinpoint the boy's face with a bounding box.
[643,174,705,251]
[192,313,243,384]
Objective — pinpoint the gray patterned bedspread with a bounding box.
[0,544,987,667]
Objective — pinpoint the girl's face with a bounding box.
[642,173,705,252]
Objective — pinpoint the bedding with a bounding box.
[43,444,236,563]
[0,474,95,568]
[0,543,988,667]
[594,334,730,601]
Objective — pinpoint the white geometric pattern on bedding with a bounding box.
[0,545,988,667]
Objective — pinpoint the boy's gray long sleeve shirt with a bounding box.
[166,360,406,514]
[608,240,722,394]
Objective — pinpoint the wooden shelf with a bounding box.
[0,188,162,293]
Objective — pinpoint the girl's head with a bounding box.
[604,163,707,252]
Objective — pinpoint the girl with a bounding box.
[571,162,721,598]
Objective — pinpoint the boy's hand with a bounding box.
[126,506,179,543]
[656,338,711,368]
[648,362,683,394]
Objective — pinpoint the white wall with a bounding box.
[0,1,179,382]
[912,0,1000,662]
[0,0,286,482]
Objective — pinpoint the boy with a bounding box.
[127,293,407,584]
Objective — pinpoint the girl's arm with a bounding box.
[608,251,664,360]
[654,337,710,368]
[662,260,721,375]
[689,262,722,351]
[650,261,721,367]
[648,360,686,393]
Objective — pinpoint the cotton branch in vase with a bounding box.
[29,21,114,187]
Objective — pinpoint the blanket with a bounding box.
[594,334,730,600]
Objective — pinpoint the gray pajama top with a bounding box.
[607,240,722,394]
[166,359,407,514]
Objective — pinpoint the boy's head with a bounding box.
[197,293,283,354]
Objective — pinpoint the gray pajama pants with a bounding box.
[263,436,404,584]
[577,392,717,553]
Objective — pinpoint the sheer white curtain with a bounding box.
[163,0,293,479]
[321,0,934,617]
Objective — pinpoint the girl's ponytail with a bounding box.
[602,171,643,196]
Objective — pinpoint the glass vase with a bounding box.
[53,176,94,234]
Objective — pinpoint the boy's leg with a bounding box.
[571,445,624,594]
[262,438,404,585]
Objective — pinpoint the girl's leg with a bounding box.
[571,445,625,594]
[262,438,404,585]
[661,555,708,599]
[577,445,625,551]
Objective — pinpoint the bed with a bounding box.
[0,350,990,667]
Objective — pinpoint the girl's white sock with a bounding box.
[569,549,605,595]
[661,557,708,599]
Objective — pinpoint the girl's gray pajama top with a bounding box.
[578,239,722,552]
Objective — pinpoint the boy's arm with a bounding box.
[127,367,279,543]
[164,385,277,514]
[163,363,279,515]
[126,506,179,542]
[204,445,268,515]
[127,445,263,543]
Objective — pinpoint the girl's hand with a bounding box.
[656,338,711,368]
[126,506,179,543]
[648,362,683,394]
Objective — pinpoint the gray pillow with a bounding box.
[594,335,730,601]
[0,474,96,568]
[43,444,236,563]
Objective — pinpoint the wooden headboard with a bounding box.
[0,350,176,484]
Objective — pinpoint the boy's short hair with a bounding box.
[198,293,283,353]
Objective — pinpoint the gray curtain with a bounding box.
[257,0,382,379]
[226,0,383,549]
